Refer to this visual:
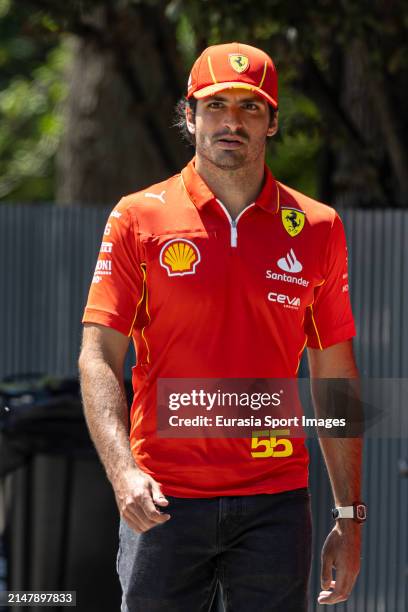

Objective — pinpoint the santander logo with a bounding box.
[277,249,302,273]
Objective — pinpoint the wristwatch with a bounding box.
[332,502,367,523]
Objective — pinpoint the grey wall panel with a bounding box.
[1,205,408,610]
[1,205,109,379]
[307,209,408,611]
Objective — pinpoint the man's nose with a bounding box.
[222,107,243,131]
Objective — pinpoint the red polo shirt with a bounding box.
[83,158,356,497]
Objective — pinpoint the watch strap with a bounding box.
[333,506,354,519]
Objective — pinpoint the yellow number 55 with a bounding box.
[251,429,293,458]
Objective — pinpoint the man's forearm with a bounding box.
[318,437,362,505]
[79,355,140,484]
[311,376,363,505]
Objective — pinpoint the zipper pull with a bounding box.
[231,221,238,247]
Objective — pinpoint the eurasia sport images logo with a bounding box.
[160,239,201,277]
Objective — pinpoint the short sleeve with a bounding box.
[82,199,145,336]
[304,213,356,349]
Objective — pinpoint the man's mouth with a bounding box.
[215,135,246,148]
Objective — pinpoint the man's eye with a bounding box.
[244,104,259,110]
[208,102,223,108]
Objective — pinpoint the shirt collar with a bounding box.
[181,157,280,214]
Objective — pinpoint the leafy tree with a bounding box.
[1,0,407,207]
[0,0,68,201]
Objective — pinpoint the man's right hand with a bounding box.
[113,468,171,533]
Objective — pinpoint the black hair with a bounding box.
[173,97,197,146]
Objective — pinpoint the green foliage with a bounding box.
[0,43,69,201]
[1,0,407,203]
[268,82,322,197]
[0,1,70,202]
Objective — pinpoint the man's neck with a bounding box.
[195,155,265,219]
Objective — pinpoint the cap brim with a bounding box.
[191,82,278,109]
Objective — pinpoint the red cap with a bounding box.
[187,42,278,109]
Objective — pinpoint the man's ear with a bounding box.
[267,111,279,137]
[186,104,196,134]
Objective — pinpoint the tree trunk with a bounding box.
[332,39,385,208]
[329,37,408,208]
[56,3,191,206]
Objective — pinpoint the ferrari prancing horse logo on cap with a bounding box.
[160,239,201,277]
[229,54,250,74]
[281,208,305,237]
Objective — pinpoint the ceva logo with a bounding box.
[267,292,300,310]
[277,249,302,273]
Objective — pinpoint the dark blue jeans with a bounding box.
[117,488,312,612]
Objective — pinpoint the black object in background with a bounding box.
[0,374,127,612]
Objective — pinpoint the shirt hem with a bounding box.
[160,476,309,499]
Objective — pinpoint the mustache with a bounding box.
[213,129,249,141]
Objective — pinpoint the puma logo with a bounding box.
[145,190,166,204]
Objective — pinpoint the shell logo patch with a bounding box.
[281,208,305,237]
[228,54,249,74]
[159,239,201,277]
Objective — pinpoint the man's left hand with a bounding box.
[318,520,362,605]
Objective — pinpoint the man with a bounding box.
[79,42,364,611]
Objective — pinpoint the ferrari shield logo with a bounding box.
[281,208,305,237]
[229,54,250,74]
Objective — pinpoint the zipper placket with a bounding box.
[215,199,255,247]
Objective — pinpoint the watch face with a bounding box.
[332,509,339,519]
[355,504,367,521]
